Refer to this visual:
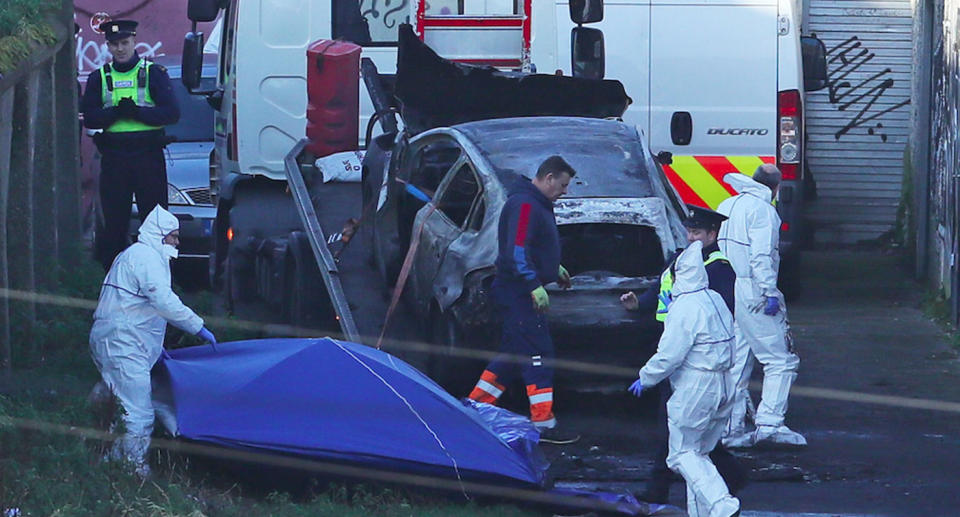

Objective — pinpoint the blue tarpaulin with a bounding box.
[154,337,546,488]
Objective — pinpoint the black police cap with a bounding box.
[100,20,138,42]
[682,204,728,230]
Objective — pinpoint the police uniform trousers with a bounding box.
[96,143,168,269]
[469,280,556,428]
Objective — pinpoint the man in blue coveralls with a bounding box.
[468,155,580,445]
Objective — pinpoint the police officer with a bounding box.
[621,205,746,504]
[81,19,179,270]
[467,155,580,445]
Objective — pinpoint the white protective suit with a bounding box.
[716,173,804,447]
[89,206,204,472]
[638,241,740,517]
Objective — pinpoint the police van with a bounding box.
[181,0,826,301]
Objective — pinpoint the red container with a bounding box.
[305,40,361,157]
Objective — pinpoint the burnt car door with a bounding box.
[410,153,486,313]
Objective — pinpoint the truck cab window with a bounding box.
[334,0,409,45]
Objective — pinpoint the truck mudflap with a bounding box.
[284,138,360,341]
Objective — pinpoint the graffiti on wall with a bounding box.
[360,0,410,42]
[826,36,910,142]
[74,12,166,75]
[930,3,960,231]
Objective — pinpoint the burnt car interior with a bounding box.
[398,140,462,248]
[559,224,666,278]
[435,163,485,231]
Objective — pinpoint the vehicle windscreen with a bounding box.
[167,77,215,143]
[456,118,654,198]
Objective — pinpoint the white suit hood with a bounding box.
[716,173,782,298]
[639,240,736,393]
[138,206,179,255]
[723,173,773,201]
[672,241,709,294]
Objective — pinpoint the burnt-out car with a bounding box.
[364,116,688,392]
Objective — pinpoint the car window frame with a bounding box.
[431,153,485,233]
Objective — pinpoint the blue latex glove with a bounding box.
[628,379,645,397]
[656,292,672,314]
[763,296,780,316]
[197,327,217,350]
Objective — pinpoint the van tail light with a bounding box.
[777,89,801,180]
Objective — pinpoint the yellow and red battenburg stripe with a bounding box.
[663,155,776,209]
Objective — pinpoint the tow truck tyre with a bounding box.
[225,239,256,309]
[285,231,334,332]
[427,306,479,398]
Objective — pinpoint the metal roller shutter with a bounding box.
[805,0,913,243]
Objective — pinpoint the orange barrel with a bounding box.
[305,40,361,157]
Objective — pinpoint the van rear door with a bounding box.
[648,0,778,209]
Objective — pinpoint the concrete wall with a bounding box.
[912,0,960,323]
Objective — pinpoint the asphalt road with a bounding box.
[544,250,960,516]
[215,248,960,516]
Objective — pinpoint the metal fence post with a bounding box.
[0,89,13,374]
[54,7,81,266]
[8,73,40,359]
[34,60,59,291]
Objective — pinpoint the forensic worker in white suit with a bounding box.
[716,165,805,448]
[629,241,740,517]
[89,206,216,476]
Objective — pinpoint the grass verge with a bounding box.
[0,253,538,516]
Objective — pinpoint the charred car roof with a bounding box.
[452,117,655,198]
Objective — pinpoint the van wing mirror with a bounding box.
[801,35,828,92]
[188,0,221,22]
[182,32,204,91]
[656,151,673,165]
[571,27,605,80]
[569,0,603,24]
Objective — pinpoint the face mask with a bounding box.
[162,243,179,260]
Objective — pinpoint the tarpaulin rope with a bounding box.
[331,338,470,499]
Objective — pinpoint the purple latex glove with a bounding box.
[763,296,780,316]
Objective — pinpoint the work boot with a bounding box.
[754,424,806,446]
[537,427,581,445]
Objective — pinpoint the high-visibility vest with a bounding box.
[655,249,728,322]
[100,59,162,133]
